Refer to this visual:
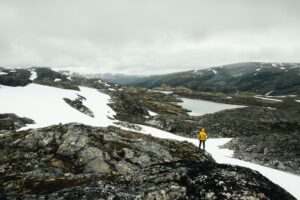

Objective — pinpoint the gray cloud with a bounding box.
[0,0,299,75]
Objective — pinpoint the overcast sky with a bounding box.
[0,0,299,75]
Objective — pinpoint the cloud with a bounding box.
[0,0,299,75]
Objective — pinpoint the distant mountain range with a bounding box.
[84,73,145,85]
[129,62,300,95]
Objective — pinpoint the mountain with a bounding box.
[0,66,299,199]
[84,73,145,85]
[129,62,300,95]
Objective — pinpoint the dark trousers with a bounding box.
[199,140,205,150]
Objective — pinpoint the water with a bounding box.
[178,98,245,116]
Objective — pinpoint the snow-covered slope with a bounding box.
[0,84,116,129]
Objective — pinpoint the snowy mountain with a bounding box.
[129,62,300,95]
[84,72,145,85]
[0,66,299,199]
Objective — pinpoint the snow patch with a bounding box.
[265,91,274,96]
[0,71,8,75]
[212,69,217,74]
[29,70,37,81]
[149,90,173,94]
[148,110,158,116]
[54,78,61,82]
[254,95,283,102]
[0,84,116,129]
[108,88,116,91]
[267,95,296,98]
[295,100,300,103]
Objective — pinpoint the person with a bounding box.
[198,128,207,151]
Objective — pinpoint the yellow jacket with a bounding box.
[198,129,207,141]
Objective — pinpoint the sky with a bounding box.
[0,0,299,75]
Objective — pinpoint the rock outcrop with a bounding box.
[0,123,295,199]
[0,123,212,197]
[5,161,296,199]
[0,113,34,130]
[63,95,94,117]
[223,132,300,175]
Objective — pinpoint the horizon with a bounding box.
[1,61,299,76]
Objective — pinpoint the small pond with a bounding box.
[178,98,245,116]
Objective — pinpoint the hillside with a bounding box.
[0,66,299,199]
[129,62,300,95]
[84,73,145,85]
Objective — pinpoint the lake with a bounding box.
[178,98,245,116]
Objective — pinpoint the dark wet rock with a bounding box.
[223,132,300,175]
[78,147,103,164]
[113,121,143,131]
[20,161,296,200]
[193,107,300,138]
[33,67,79,90]
[110,92,149,122]
[110,89,187,123]
[0,123,212,197]
[0,68,31,86]
[63,95,94,117]
[0,113,34,130]
[83,158,110,173]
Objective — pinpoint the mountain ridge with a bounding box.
[129,62,300,95]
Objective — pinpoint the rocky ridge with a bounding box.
[129,62,300,95]
[0,123,296,199]
[24,161,295,200]
[0,123,212,197]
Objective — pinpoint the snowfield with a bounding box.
[0,84,116,129]
[0,83,299,199]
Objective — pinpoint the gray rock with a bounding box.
[84,158,111,173]
[122,148,134,159]
[78,147,103,164]
[114,161,134,174]
[37,132,55,147]
[132,154,151,166]
[57,132,89,156]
